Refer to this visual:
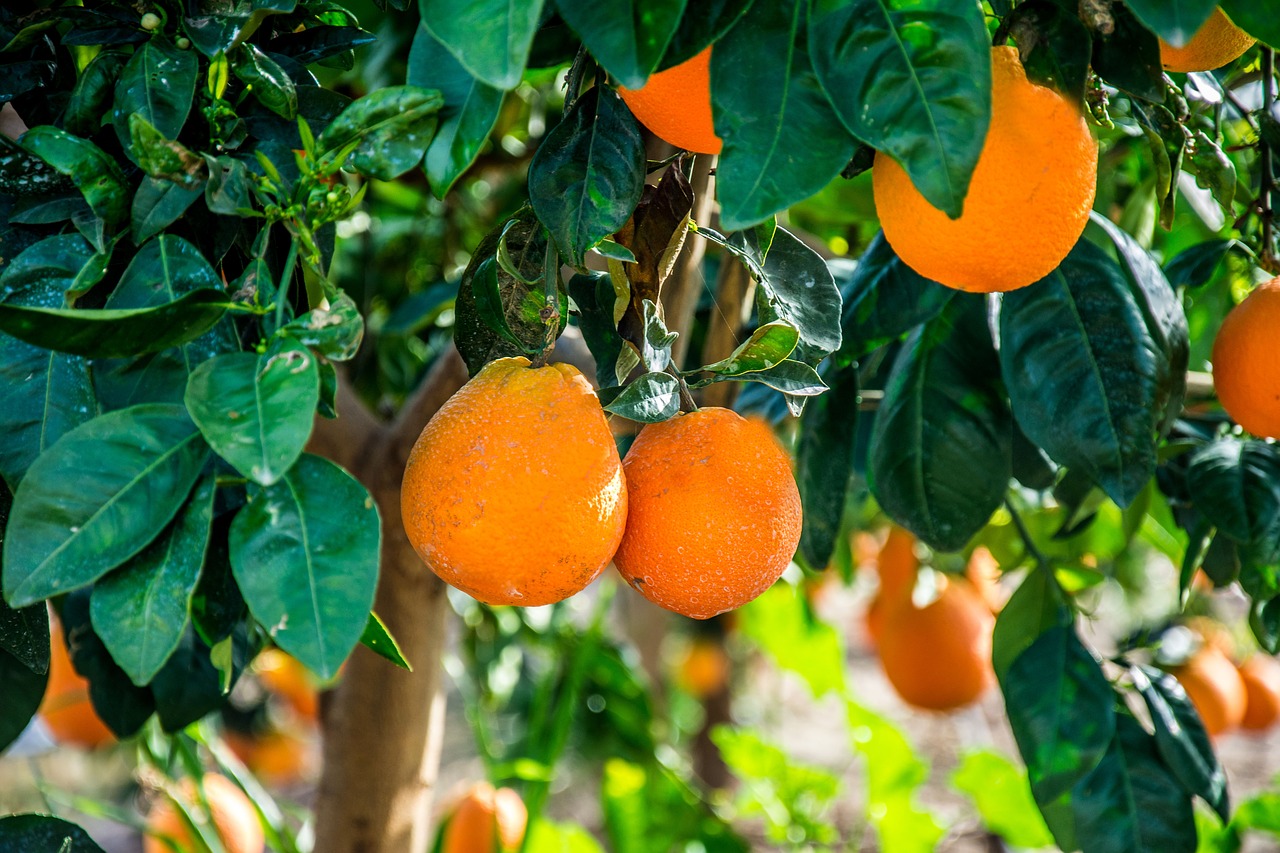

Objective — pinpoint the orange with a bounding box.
[256,649,318,722]
[144,774,264,853]
[40,624,114,749]
[1160,9,1255,72]
[863,526,919,644]
[401,357,628,606]
[1211,277,1280,438]
[1171,645,1247,736]
[442,782,528,853]
[877,573,996,712]
[226,730,313,786]
[965,547,1004,613]
[872,46,1097,292]
[1239,655,1280,731]
[612,408,801,619]
[617,46,721,154]
[675,637,730,699]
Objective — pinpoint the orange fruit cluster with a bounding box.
[1211,276,1280,439]
[441,782,528,853]
[144,774,265,853]
[401,358,802,619]
[1171,625,1280,737]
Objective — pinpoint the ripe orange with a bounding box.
[612,408,801,619]
[965,546,1004,613]
[617,46,721,155]
[1239,655,1280,731]
[442,782,528,853]
[1160,9,1255,72]
[872,46,1097,292]
[1211,277,1280,439]
[40,625,114,749]
[401,357,628,606]
[144,774,264,853]
[256,649,318,722]
[877,573,996,712]
[863,526,918,644]
[226,730,313,786]
[1171,645,1247,736]
[675,637,730,699]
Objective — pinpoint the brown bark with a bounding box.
[698,260,755,410]
[310,348,469,853]
[663,155,718,367]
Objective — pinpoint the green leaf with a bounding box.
[1123,0,1219,46]
[234,43,297,119]
[1189,131,1237,213]
[280,286,364,361]
[229,454,380,679]
[1003,625,1116,803]
[557,0,687,88]
[1186,440,1280,546]
[633,300,677,373]
[1130,664,1228,820]
[602,372,681,423]
[151,624,252,731]
[111,38,198,157]
[601,759,748,853]
[20,126,129,228]
[711,0,854,230]
[524,820,607,853]
[992,566,1071,683]
[1000,237,1179,508]
[951,750,1055,849]
[360,612,412,671]
[63,49,129,137]
[694,359,827,397]
[0,648,47,752]
[700,321,798,376]
[408,23,505,197]
[128,114,205,187]
[1217,0,1279,50]
[869,296,1011,552]
[659,0,753,69]
[1063,715,1197,853]
[1091,3,1163,102]
[1003,0,1092,103]
[796,366,858,570]
[203,155,253,215]
[183,0,298,57]
[568,271,625,388]
[810,0,990,218]
[0,815,107,853]
[418,0,546,89]
[316,85,443,181]
[0,590,50,675]
[89,476,214,686]
[833,232,954,363]
[1164,239,1233,289]
[0,289,229,360]
[130,176,204,245]
[2,404,209,607]
[529,86,646,268]
[59,589,157,738]
[185,340,319,486]
[739,582,846,698]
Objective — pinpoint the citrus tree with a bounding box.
[5,0,1280,850]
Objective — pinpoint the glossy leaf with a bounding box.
[89,476,214,686]
[810,0,990,218]
[731,227,842,363]
[1000,237,1177,508]
[1131,664,1228,819]
[700,321,799,376]
[151,624,252,731]
[869,297,1011,553]
[111,38,198,156]
[568,271,625,388]
[660,0,753,68]
[529,86,646,268]
[834,232,954,363]
[129,114,205,187]
[1003,0,1092,103]
[280,287,365,361]
[316,86,442,181]
[1217,0,1279,51]
[20,126,129,228]
[796,366,858,570]
[694,359,827,397]
[1185,440,1280,546]
[408,23,504,196]
[229,454,380,678]
[712,0,854,229]
[557,0,687,88]
[2,404,208,607]
[1163,239,1233,289]
[0,647,46,753]
[1091,3,1163,102]
[185,340,319,486]
[234,43,297,119]
[63,49,129,137]
[203,155,253,215]
[0,815,107,853]
[183,0,298,57]
[59,590,156,736]
[130,176,203,245]
[1123,0,1218,46]
[992,566,1072,683]
[1003,625,1116,803]
[264,25,375,68]
[603,372,681,423]
[418,0,546,89]
[0,590,49,675]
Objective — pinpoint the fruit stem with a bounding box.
[1005,498,1048,568]
[665,363,699,413]
[563,45,591,113]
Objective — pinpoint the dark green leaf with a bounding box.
[0,815,107,853]
[1134,102,1184,230]
[700,322,798,376]
[1185,440,1280,545]
[659,0,753,68]
[568,271,625,388]
[2,404,209,607]
[316,85,443,181]
[810,0,990,218]
[602,372,681,423]
[1,232,110,303]
[59,590,156,736]
[633,300,677,373]
[150,624,252,731]
[264,25,375,68]
[557,0,687,88]
[1188,131,1236,212]
[0,136,75,198]
[89,476,214,686]
[1012,420,1059,491]
[229,454,380,678]
[1003,1,1092,103]
[992,567,1072,683]
[111,38,198,156]
[63,49,128,137]
[869,297,1011,552]
[1000,237,1176,507]
[1003,625,1115,803]
[203,155,253,215]
[529,86,645,268]
[711,0,854,229]
[0,289,229,360]
[0,591,49,675]
[235,43,297,119]
[834,232,954,363]
[1131,664,1228,819]
[408,23,505,196]
[183,0,298,57]
[280,287,364,360]
[418,0,546,89]
[1091,3,1164,102]
[129,114,205,187]
[21,126,129,228]
[0,648,46,752]
[796,366,858,569]
[185,340,319,486]
[696,359,827,397]
[1163,239,1233,289]
[1123,0,1218,46]
[360,612,412,670]
[1217,0,1279,51]
[130,176,204,245]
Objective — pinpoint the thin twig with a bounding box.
[1260,47,1276,270]
[665,363,699,413]
[1005,498,1048,568]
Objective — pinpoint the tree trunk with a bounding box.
[310,349,469,853]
